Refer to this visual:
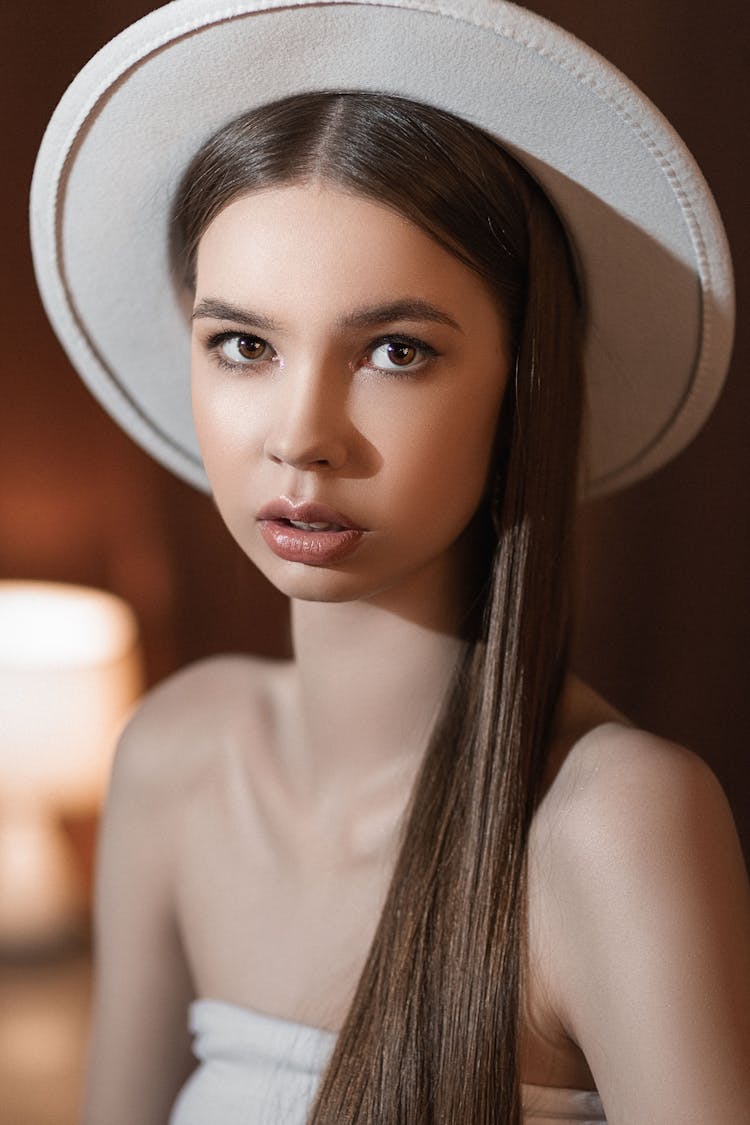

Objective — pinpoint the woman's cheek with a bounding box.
[387,419,492,533]
[193,376,261,474]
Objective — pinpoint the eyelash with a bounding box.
[205,332,276,372]
[204,331,439,376]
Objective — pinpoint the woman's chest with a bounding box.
[174,782,393,1031]
[171,741,594,1092]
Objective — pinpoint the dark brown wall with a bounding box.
[2,2,748,854]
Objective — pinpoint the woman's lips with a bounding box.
[257,499,365,566]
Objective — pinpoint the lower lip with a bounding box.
[258,520,365,566]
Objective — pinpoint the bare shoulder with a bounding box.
[528,679,750,1117]
[539,703,735,866]
[110,653,290,802]
[534,677,741,896]
[86,653,291,1125]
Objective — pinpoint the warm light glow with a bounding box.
[0,809,79,942]
[0,581,144,947]
[0,581,137,667]
[0,582,143,807]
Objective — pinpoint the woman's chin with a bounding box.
[251,554,378,604]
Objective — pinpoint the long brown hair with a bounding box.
[171,91,584,1123]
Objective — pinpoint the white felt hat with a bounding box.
[30,0,734,497]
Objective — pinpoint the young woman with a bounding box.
[31,2,750,1123]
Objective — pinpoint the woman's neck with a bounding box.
[286,555,471,799]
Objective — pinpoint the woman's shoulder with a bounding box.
[534,675,730,877]
[539,676,726,844]
[126,651,288,717]
[528,687,750,1117]
[109,653,292,804]
[529,675,747,1019]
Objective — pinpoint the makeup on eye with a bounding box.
[363,335,438,373]
[202,328,440,374]
[207,331,277,369]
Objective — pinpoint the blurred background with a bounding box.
[1,1,748,1121]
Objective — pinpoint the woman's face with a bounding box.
[191,181,510,609]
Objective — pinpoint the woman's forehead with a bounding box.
[194,182,507,337]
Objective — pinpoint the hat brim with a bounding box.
[30,0,734,497]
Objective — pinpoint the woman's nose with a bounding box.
[263,364,349,472]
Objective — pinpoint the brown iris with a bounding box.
[387,342,417,366]
[237,336,268,360]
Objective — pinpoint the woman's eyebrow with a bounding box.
[191,297,463,333]
[191,298,279,330]
[337,299,463,333]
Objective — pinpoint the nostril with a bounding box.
[266,445,343,471]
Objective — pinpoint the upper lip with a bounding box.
[257,497,363,530]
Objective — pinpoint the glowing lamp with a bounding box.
[0,582,143,949]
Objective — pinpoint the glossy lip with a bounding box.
[257,498,363,530]
[257,497,366,566]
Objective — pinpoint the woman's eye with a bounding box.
[215,334,275,366]
[367,338,435,373]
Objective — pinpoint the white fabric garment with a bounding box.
[169,999,606,1124]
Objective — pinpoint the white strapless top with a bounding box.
[169,999,606,1124]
